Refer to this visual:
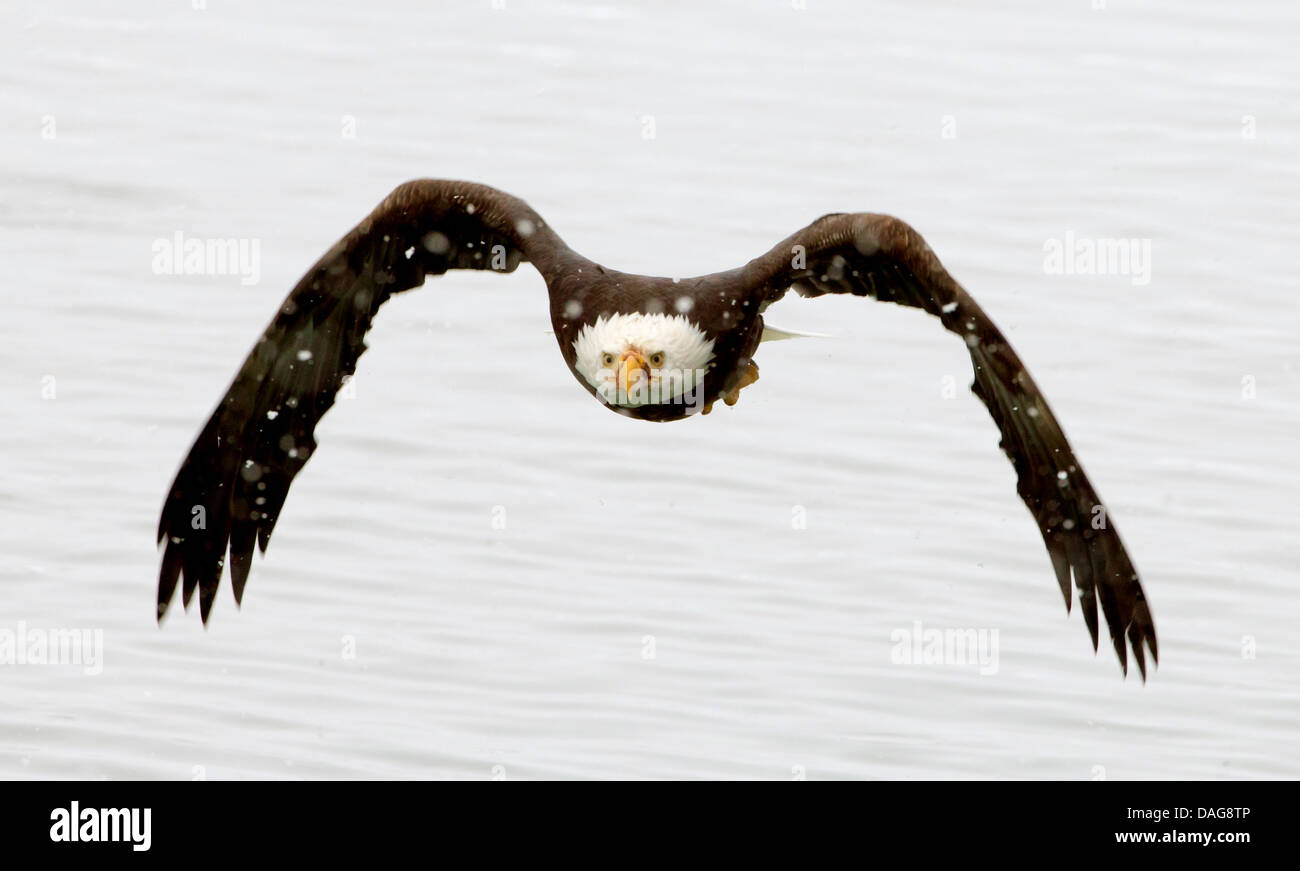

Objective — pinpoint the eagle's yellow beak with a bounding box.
[617,350,650,394]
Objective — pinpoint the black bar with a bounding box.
[0,782,1280,858]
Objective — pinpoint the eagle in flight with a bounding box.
[157,180,1157,679]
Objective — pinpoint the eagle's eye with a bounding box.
[601,352,616,368]
[649,351,666,368]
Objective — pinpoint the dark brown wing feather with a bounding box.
[156,180,560,623]
[743,213,1157,679]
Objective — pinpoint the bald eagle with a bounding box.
[157,180,1157,679]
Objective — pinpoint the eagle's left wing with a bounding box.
[741,213,1157,679]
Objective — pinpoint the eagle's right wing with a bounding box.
[157,180,554,623]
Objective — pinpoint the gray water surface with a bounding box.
[2,0,1297,779]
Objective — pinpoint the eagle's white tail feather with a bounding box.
[760,325,832,342]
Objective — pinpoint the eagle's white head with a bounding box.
[572,312,715,407]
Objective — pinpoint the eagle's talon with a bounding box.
[722,361,760,407]
[738,361,760,390]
